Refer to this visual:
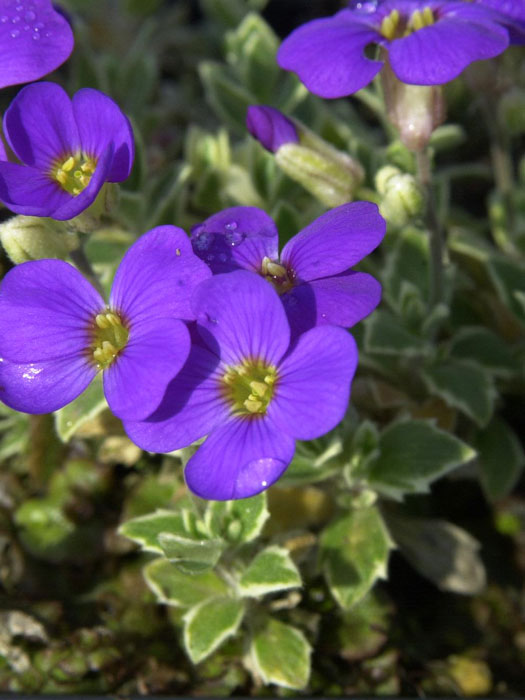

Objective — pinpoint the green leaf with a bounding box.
[449,326,519,376]
[383,227,429,306]
[158,533,224,573]
[475,417,525,500]
[367,420,476,499]
[183,596,245,664]
[364,310,430,357]
[422,360,495,427]
[386,513,486,594]
[54,376,106,443]
[205,492,268,543]
[199,61,254,133]
[144,558,228,608]
[319,506,392,610]
[239,546,301,597]
[119,510,189,553]
[250,617,311,689]
[281,428,346,486]
[487,256,525,324]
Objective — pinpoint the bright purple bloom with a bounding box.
[475,0,525,43]
[124,272,358,500]
[246,105,299,153]
[190,202,385,337]
[277,1,511,97]
[0,0,74,90]
[0,82,134,220]
[0,227,211,418]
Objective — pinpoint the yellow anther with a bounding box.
[56,170,67,185]
[95,313,111,329]
[411,9,424,30]
[91,310,129,370]
[380,9,400,39]
[422,6,434,24]
[72,187,81,195]
[62,156,75,172]
[81,159,95,174]
[261,256,295,295]
[244,398,263,413]
[106,313,121,327]
[264,373,276,385]
[249,381,268,397]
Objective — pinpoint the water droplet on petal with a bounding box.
[24,9,35,20]
[32,31,39,39]
[225,230,244,246]
[206,253,215,262]
[34,20,43,29]
[10,28,20,37]
[224,221,237,231]
[23,23,30,30]
[1,16,8,23]
[44,30,50,37]
[15,4,23,11]
[218,253,227,262]
[192,230,213,251]
[321,313,327,318]
[11,14,20,23]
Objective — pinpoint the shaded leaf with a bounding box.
[239,546,301,597]
[250,617,311,689]
[54,376,106,443]
[475,417,525,501]
[144,558,227,608]
[183,596,244,664]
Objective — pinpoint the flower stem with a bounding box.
[70,245,105,298]
[416,148,444,310]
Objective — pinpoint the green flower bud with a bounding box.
[275,136,364,207]
[375,165,425,227]
[0,216,78,264]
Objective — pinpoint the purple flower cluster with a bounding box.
[277,0,520,98]
[0,203,385,500]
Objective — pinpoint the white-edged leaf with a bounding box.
[158,533,224,573]
[367,420,476,499]
[144,558,228,608]
[475,417,525,501]
[205,491,268,543]
[250,617,311,689]
[239,546,301,597]
[319,506,393,610]
[364,310,430,357]
[54,376,106,442]
[118,510,189,553]
[183,596,245,664]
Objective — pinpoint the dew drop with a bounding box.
[192,230,213,251]
[23,24,30,30]
[321,313,327,318]
[11,14,20,23]
[206,253,215,262]
[34,20,43,29]
[224,221,237,231]
[10,28,19,36]
[32,30,40,39]
[225,230,244,246]
[44,30,50,37]
[0,16,8,23]
[24,9,35,20]
[218,253,227,262]
[15,4,23,11]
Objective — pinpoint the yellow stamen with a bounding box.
[380,9,400,40]
[91,310,129,370]
[51,153,98,196]
[221,360,278,416]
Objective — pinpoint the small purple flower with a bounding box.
[246,105,299,153]
[0,227,211,418]
[277,1,511,97]
[0,82,134,220]
[190,202,385,337]
[0,0,74,90]
[124,271,358,500]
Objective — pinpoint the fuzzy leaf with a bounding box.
[423,360,495,427]
[199,61,253,133]
[383,227,429,306]
[205,492,268,543]
[487,256,525,324]
[367,420,476,499]
[144,558,228,608]
[387,514,486,594]
[364,310,430,357]
[183,596,245,664]
[54,376,106,443]
[319,506,392,610]
[119,510,190,553]
[449,326,518,376]
[239,546,301,597]
[158,533,224,573]
[475,417,525,501]
[250,617,311,689]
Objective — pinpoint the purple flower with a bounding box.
[277,1,511,97]
[246,105,299,153]
[0,0,74,90]
[0,82,134,220]
[124,271,358,500]
[475,0,525,43]
[0,227,211,418]
[190,202,385,337]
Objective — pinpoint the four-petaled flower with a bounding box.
[0,0,74,90]
[0,227,211,418]
[190,202,385,337]
[277,0,513,98]
[124,271,358,500]
[0,82,134,220]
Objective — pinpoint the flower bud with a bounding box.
[381,59,445,152]
[246,105,299,153]
[375,165,425,227]
[0,215,78,264]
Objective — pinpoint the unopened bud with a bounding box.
[246,105,299,153]
[381,58,445,152]
[375,165,424,227]
[0,215,78,264]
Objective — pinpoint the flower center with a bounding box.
[261,256,296,295]
[52,153,97,196]
[91,311,129,370]
[380,6,435,40]
[221,359,278,416]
